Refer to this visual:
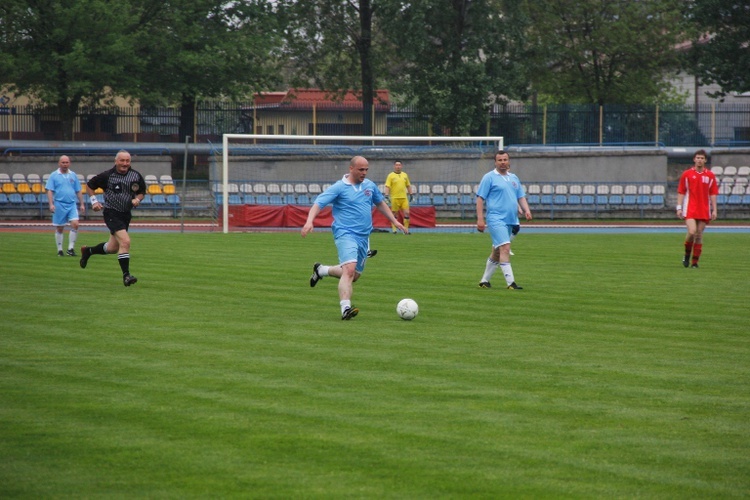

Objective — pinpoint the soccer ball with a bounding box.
[396,298,419,320]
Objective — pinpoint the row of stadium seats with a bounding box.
[0,173,176,195]
[0,192,180,207]
[215,181,670,197]
[711,166,750,190]
[214,191,671,209]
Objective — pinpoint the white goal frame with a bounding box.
[219,134,504,233]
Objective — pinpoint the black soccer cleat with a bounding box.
[123,274,138,287]
[66,248,76,257]
[310,262,322,287]
[682,256,690,268]
[367,249,378,258]
[507,282,523,290]
[57,250,64,257]
[478,281,491,288]
[341,306,359,320]
[79,246,90,268]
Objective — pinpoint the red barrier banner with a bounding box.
[222,205,436,228]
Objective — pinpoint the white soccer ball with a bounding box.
[396,298,419,320]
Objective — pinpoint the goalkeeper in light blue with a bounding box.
[302,156,407,320]
[476,150,532,290]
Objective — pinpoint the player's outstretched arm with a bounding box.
[301,204,321,237]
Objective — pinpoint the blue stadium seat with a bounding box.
[284,194,296,205]
[166,194,180,205]
[637,195,650,205]
[553,194,567,205]
[445,195,459,207]
[717,194,727,205]
[596,195,608,205]
[8,193,23,205]
[140,194,152,206]
[228,194,243,205]
[526,194,541,205]
[151,194,167,205]
[650,195,664,206]
[215,194,223,205]
[541,194,553,205]
[432,195,445,207]
[567,194,581,205]
[0,193,8,205]
[416,195,431,205]
[296,194,311,205]
[727,194,743,205]
[23,193,38,205]
[582,195,595,205]
[255,194,269,204]
[242,194,255,204]
[460,194,474,206]
[622,195,637,206]
[269,195,284,205]
[608,195,623,206]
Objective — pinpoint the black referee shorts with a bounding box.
[103,208,132,235]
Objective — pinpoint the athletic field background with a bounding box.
[1,230,748,497]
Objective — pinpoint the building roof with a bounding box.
[251,89,390,111]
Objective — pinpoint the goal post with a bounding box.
[219,134,504,233]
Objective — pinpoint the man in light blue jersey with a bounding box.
[45,155,85,256]
[476,150,532,290]
[302,156,407,320]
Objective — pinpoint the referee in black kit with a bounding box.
[79,150,147,287]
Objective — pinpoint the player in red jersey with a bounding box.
[676,149,718,268]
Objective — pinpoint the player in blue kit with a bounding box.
[46,155,85,256]
[302,156,407,320]
[476,150,532,290]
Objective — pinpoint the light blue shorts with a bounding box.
[52,203,79,227]
[488,223,512,248]
[335,232,368,274]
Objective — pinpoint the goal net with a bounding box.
[216,134,504,232]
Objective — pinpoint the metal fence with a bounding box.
[1,101,749,147]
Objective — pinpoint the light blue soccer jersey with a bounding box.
[314,176,383,238]
[476,170,525,225]
[45,169,82,206]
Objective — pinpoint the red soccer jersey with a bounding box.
[678,167,718,220]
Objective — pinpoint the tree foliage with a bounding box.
[0,0,283,141]
[684,0,750,96]
[523,0,686,105]
[378,0,530,135]
[0,0,147,139]
[283,0,397,136]
[131,0,285,141]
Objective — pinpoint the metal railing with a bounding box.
[1,101,749,148]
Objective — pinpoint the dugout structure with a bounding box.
[219,134,504,233]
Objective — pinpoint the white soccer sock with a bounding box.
[55,232,63,251]
[340,300,351,314]
[500,262,515,286]
[68,229,78,249]
[481,258,499,283]
[319,265,330,276]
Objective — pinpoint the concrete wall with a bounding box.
[0,155,172,178]
[215,150,668,185]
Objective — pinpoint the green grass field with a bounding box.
[1,229,749,498]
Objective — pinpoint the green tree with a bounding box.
[684,0,750,96]
[131,0,285,142]
[0,0,146,140]
[283,0,394,136]
[524,0,685,105]
[383,0,531,135]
